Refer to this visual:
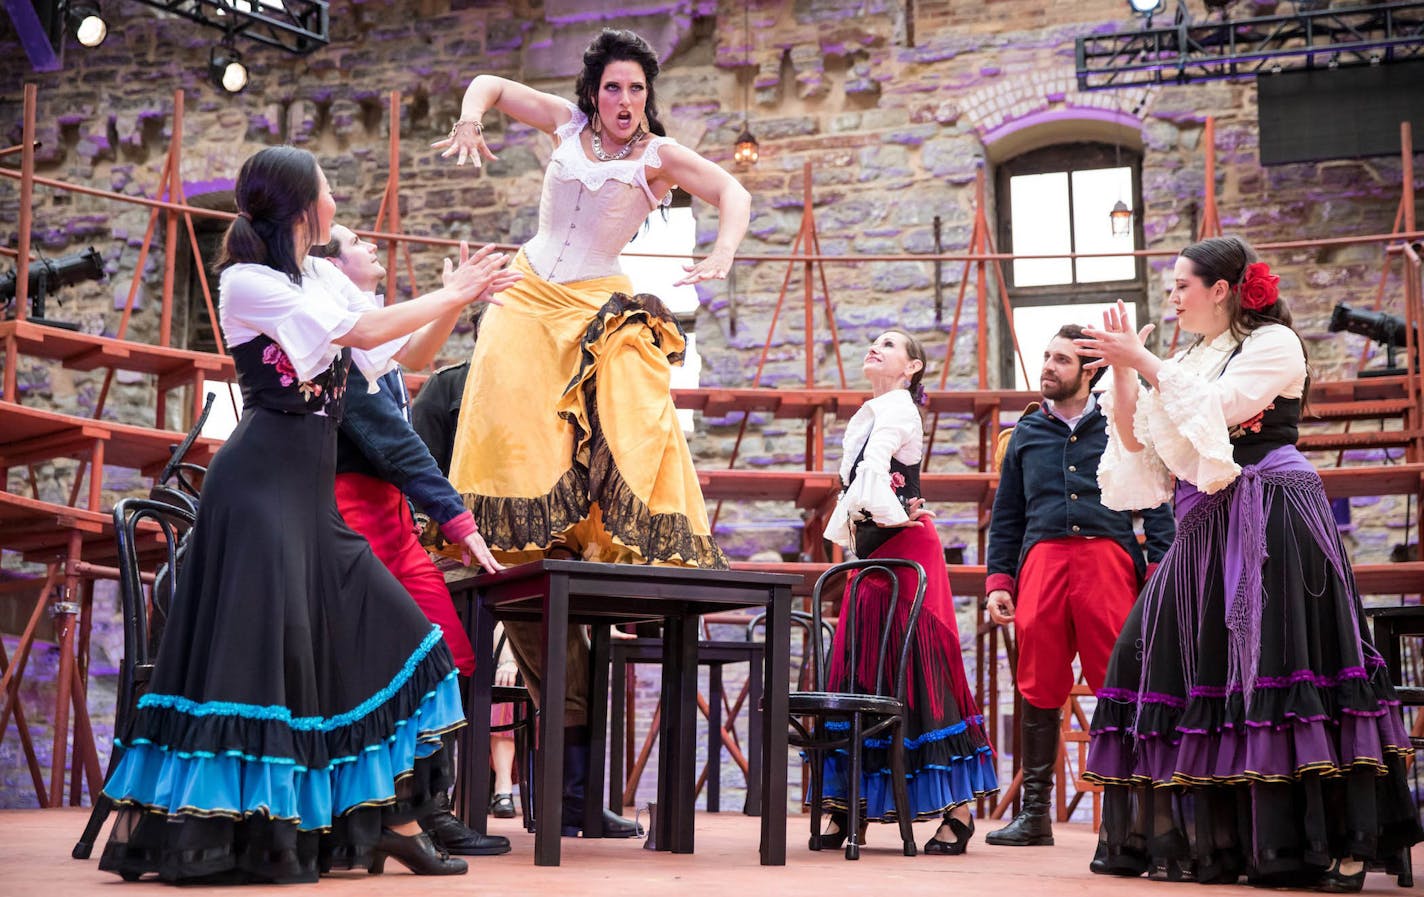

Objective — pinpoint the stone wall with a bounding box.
[2,0,1420,808]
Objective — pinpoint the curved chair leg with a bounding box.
[807,746,825,850]
[845,713,863,861]
[887,723,916,857]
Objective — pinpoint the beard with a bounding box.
[1041,371,1084,402]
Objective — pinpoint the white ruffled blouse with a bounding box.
[219,258,406,394]
[825,389,924,549]
[1098,323,1307,510]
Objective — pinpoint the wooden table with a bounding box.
[449,559,797,867]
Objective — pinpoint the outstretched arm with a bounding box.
[433,75,577,167]
[652,144,751,286]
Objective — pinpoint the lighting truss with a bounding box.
[127,0,329,54]
[1076,0,1424,90]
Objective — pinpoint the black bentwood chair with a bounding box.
[789,558,928,861]
[72,498,196,862]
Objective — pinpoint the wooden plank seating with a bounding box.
[0,490,169,567]
[0,320,233,429]
[0,401,220,477]
[731,559,1423,600]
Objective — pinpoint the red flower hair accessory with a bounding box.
[1238,262,1280,311]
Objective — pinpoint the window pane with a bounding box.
[1010,301,1137,391]
[1071,167,1136,283]
[1010,172,1074,287]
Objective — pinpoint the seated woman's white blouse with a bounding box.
[219,258,407,392]
[825,389,923,549]
[1098,323,1307,510]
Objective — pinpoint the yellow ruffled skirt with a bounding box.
[447,253,726,569]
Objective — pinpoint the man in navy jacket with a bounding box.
[984,323,1174,848]
[315,225,513,857]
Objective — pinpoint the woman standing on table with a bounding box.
[98,146,509,883]
[432,28,748,569]
[1079,235,1421,891]
[819,329,999,857]
[432,27,750,839]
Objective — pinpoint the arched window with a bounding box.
[994,141,1146,390]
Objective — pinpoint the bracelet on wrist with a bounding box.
[449,118,484,140]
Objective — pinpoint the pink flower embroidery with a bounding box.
[889,471,906,490]
[261,343,297,387]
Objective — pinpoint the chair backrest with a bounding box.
[111,497,195,736]
[150,391,215,513]
[745,609,834,692]
[808,558,927,701]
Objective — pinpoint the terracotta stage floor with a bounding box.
[3,807,1418,896]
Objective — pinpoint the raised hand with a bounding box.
[441,241,519,305]
[432,121,498,168]
[1077,299,1155,371]
[673,247,733,286]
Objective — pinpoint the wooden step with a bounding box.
[0,400,221,475]
[0,490,167,566]
[672,387,1041,420]
[731,561,989,598]
[697,469,999,508]
[1317,464,1424,499]
[730,560,1422,600]
[0,319,233,381]
[1297,429,1419,451]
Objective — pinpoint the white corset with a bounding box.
[522,101,675,284]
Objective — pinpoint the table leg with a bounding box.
[761,587,791,865]
[743,643,764,817]
[608,643,627,816]
[658,614,698,853]
[535,574,569,866]
[466,596,495,835]
[707,663,722,813]
[585,624,611,838]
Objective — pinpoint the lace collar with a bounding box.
[551,101,676,201]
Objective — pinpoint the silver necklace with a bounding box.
[591,127,645,162]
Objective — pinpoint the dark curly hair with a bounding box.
[574,29,667,138]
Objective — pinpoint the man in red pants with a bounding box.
[984,324,1174,847]
[315,224,516,856]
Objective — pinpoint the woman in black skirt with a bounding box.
[97,146,517,883]
[1077,235,1421,891]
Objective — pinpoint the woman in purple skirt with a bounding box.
[1075,235,1421,892]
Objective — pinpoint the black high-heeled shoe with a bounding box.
[369,828,468,876]
[1315,858,1366,894]
[810,813,848,851]
[923,816,974,855]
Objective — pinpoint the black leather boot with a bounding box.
[985,703,1059,847]
[561,725,643,838]
[419,792,511,856]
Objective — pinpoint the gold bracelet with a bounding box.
[449,118,483,140]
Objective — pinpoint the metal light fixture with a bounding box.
[67,1,107,47]
[1110,200,1134,236]
[734,128,759,166]
[209,42,249,94]
[1128,0,1165,16]
[733,0,758,167]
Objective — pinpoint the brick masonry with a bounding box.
[1,0,1421,810]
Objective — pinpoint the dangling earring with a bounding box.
[641,112,651,136]
[591,111,602,135]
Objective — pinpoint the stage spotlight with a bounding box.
[1329,301,1414,377]
[1128,0,1165,14]
[209,44,249,93]
[0,247,105,329]
[67,1,107,48]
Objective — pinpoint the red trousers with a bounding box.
[1014,537,1138,710]
[334,472,476,676]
